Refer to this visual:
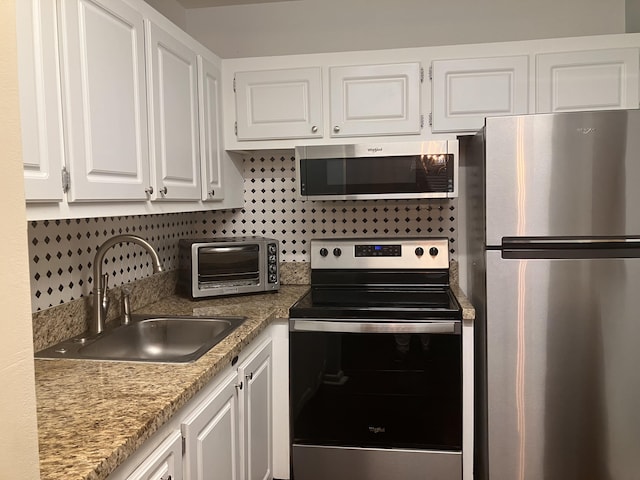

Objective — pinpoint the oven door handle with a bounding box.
[289,320,461,335]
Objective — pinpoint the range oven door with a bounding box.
[289,320,462,480]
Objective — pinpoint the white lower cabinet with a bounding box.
[126,431,183,480]
[109,329,276,480]
[182,337,273,480]
[182,370,242,480]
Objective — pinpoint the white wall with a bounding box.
[0,0,41,478]
[185,0,626,58]
[144,0,187,29]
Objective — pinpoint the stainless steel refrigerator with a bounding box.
[463,109,640,480]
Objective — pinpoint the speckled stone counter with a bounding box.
[35,280,475,480]
[35,285,308,480]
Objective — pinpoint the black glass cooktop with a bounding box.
[289,287,461,320]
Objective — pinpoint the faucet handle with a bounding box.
[121,284,133,325]
[101,273,110,312]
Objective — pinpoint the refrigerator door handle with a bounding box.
[501,237,640,259]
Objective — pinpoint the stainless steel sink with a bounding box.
[35,315,246,363]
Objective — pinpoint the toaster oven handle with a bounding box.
[289,320,461,335]
[199,246,258,254]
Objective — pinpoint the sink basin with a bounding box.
[35,315,246,363]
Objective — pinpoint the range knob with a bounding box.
[429,247,439,257]
[333,247,342,257]
[319,248,329,257]
[415,247,424,257]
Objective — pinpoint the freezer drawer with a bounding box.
[484,250,640,480]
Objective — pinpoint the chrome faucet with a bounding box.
[90,235,163,336]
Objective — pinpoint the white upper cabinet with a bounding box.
[431,56,529,133]
[146,20,201,201]
[234,67,323,140]
[329,62,422,137]
[198,55,225,202]
[536,48,640,113]
[17,0,65,203]
[58,0,150,202]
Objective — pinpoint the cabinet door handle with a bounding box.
[311,125,318,133]
[235,381,243,391]
[145,186,154,195]
[246,372,253,381]
[208,189,215,197]
[160,475,172,480]
[160,186,168,195]
[333,125,340,133]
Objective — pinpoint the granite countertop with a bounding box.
[35,285,308,480]
[35,282,475,480]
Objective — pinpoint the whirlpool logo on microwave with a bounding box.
[368,426,386,434]
[367,147,383,153]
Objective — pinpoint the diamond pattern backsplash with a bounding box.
[27,153,458,311]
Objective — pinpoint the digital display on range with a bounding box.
[355,244,402,257]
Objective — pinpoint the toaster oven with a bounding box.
[178,237,280,299]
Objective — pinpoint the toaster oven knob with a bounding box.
[333,248,342,257]
[269,264,277,273]
[320,248,329,257]
[269,274,278,283]
[269,254,277,264]
[268,244,277,254]
[429,247,439,257]
[415,247,424,257]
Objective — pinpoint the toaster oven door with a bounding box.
[198,244,261,288]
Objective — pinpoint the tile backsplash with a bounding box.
[27,153,458,311]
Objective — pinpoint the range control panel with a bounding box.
[311,237,449,270]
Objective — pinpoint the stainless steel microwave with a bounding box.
[178,237,280,299]
[295,141,458,200]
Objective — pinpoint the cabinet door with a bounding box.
[431,56,529,133]
[17,0,65,203]
[329,63,422,137]
[126,431,183,480]
[182,371,241,480]
[146,21,201,201]
[198,56,224,202]
[536,48,640,113]
[235,68,323,140]
[58,0,150,202]
[238,339,273,480]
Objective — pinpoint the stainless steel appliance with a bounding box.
[463,109,640,479]
[289,237,463,480]
[177,236,279,299]
[295,141,458,200]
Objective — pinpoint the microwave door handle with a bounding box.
[290,320,461,335]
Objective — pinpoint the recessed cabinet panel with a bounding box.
[126,431,183,480]
[536,48,640,113]
[59,0,149,202]
[198,56,225,202]
[147,21,201,201]
[238,339,273,480]
[431,56,529,132]
[330,63,422,137]
[17,0,65,203]
[182,371,241,480]
[235,68,323,140]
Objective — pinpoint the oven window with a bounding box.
[290,330,462,451]
[198,245,260,287]
[300,154,454,196]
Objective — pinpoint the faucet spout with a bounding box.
[90,235,164,336]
